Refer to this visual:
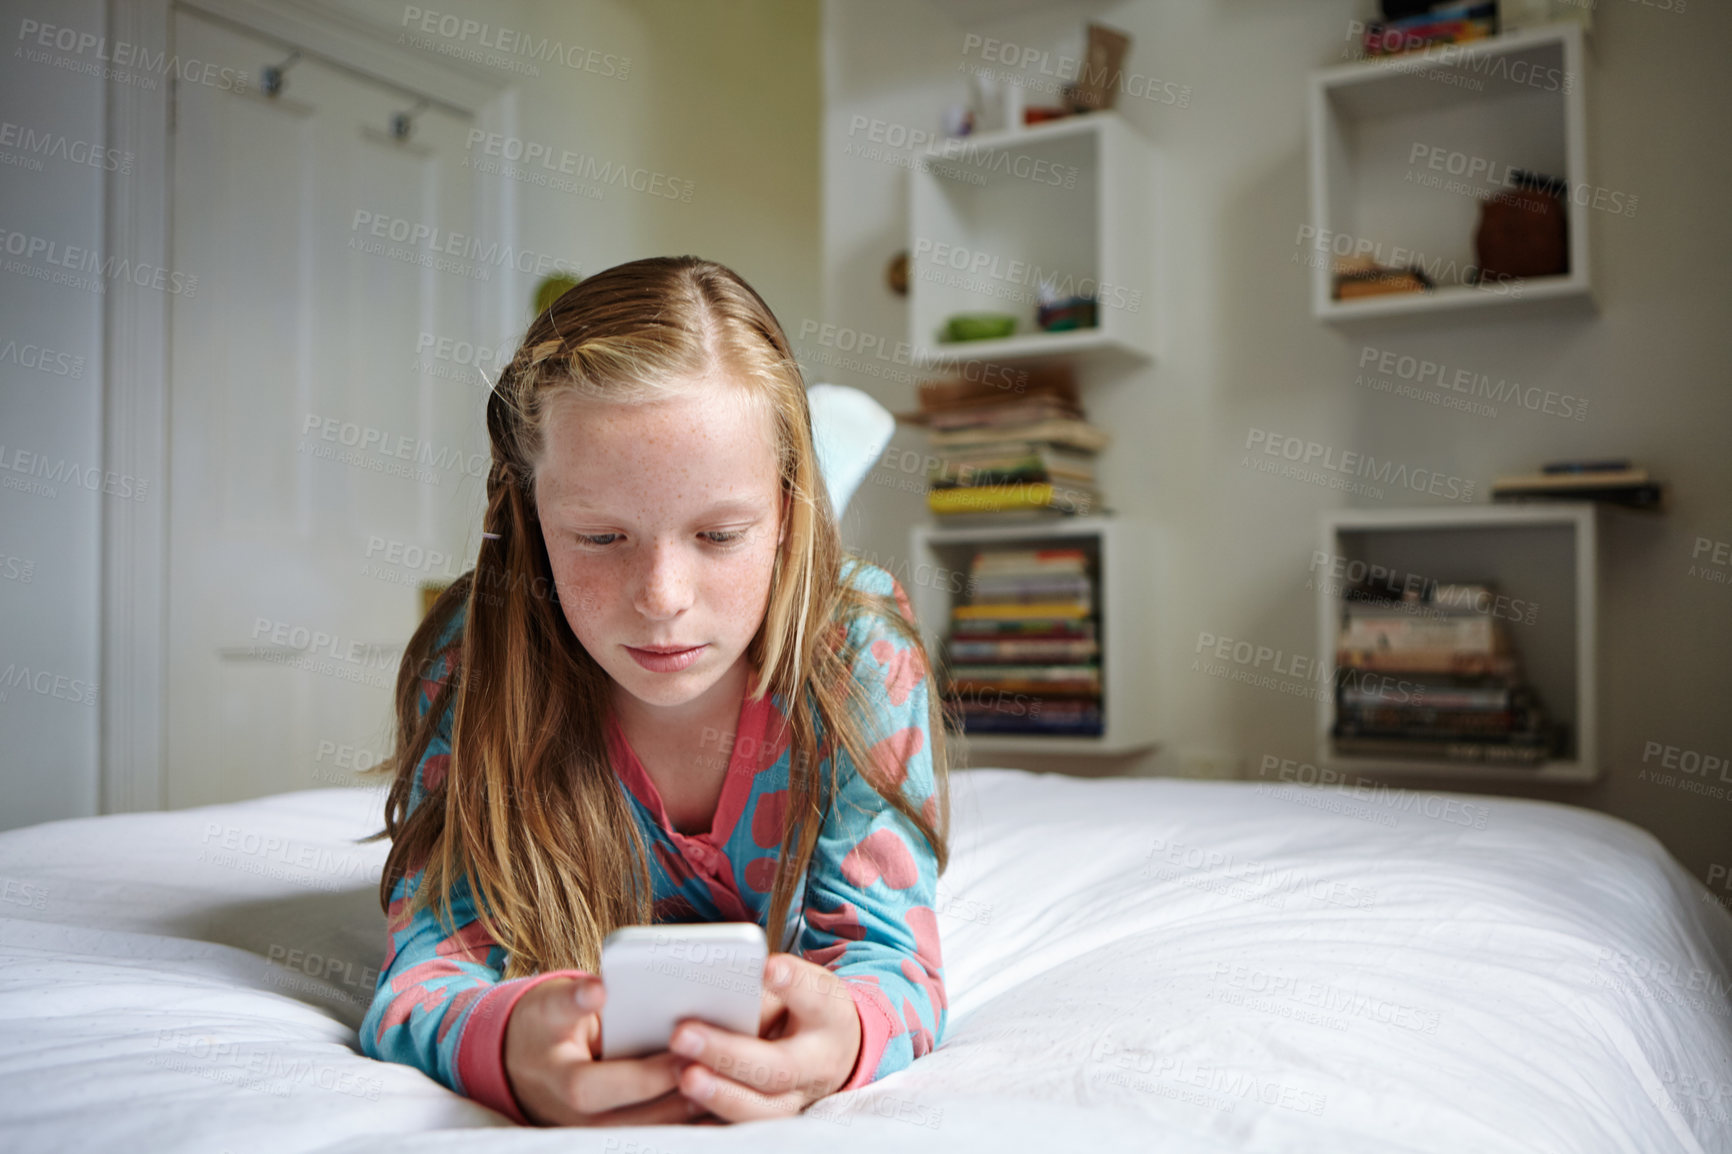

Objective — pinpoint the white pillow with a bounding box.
[806,383,896,520]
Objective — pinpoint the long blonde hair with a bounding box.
[356,255,950,978]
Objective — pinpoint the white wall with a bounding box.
[333,0,820,357]
[0,0,817,830]
[820,0,1732,883]
[0,0,109,828]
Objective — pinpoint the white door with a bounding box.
[167,10,498,809]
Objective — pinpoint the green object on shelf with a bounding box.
[943,313,1017,342]
[533,274,583,320]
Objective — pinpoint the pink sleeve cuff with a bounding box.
[456,968,592,1125]
[838,980,898,1092]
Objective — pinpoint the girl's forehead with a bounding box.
[543,389,770,452]
[534,385,781,501]
[542,378,768,430]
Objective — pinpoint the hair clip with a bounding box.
[482,532,502,540]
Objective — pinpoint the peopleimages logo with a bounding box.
[399,7,630,80]
[0,228,199,297]
[463,130,694,202]
[1292,225,1524,297]
[1406,144,1637,219]
[0,120,132,174]
[960,33,1193,108]
[1243,428,1476,502]
[298,412,489,485]
[348,211,582,279]
[15,18,251,92]
[1357,345,1589,423]
[910,237,1142,314]
[844,116,1079,188]
[0,443,149,501]
[0,336,84,379]
[1343,21,1575,93]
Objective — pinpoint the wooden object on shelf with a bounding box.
[1474,176,1568,279]
[1064,23,1130,112]
[885,251,908,296]
[1334,256,1433,299]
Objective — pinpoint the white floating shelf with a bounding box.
[1307,22,1593,324]
[908,515,1157,758]
[1319,273,1590,322]
[908,109,1157,374]
[1314,503,1602,784]
[911,328,1150,373]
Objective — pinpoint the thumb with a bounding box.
[768,954,846,1022]
[566,975,605,1056]
[572,975,606,1015]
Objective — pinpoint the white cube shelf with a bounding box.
[907,110,1156,378]
[1307,22,1592,322]
[908,515,1155,757]
[1314,503,1602,783]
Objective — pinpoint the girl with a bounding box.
[356,255,951,1127]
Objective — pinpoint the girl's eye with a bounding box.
[574,531,745,547]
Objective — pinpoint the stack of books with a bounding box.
[942,547,1103,737]
[1491,460,1662,509]
[895,369,1109,526]
[1331,579,1559,766]
[1333,256,1434,301]
[1362,2,1497,58]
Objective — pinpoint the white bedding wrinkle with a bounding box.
[0,767,1727,1154]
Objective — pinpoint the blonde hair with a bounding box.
[357,256,950,977]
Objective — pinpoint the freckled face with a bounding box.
[533,383,788,716]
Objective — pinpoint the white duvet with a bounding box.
[1,768,1728,1153]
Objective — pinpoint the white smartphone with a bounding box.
[597,922,768,1060]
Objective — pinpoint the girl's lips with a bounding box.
[626,644,705,672]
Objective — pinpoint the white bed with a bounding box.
[2,768,1728,1153]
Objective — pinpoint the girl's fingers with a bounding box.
[679,1063,810,1124]
[672,1020,820,1099]
[578,1087,709,1128]
[544,975,605,1055]
[563,1050,688,1117]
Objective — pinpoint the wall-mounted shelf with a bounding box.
[907,109,1156,382]
[908,515,1156,757]
[912,327,1149,376]
[900,113,1157,759]
[1314,503,1602,783]
[1307,22,1592,323]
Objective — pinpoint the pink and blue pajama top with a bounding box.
[357,559,946,1124]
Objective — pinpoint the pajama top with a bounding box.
[358,558,946,1124]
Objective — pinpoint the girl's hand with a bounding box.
[503,975,705,1127]
[667,952,864,1122]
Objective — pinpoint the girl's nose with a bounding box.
[631,541,693,619]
